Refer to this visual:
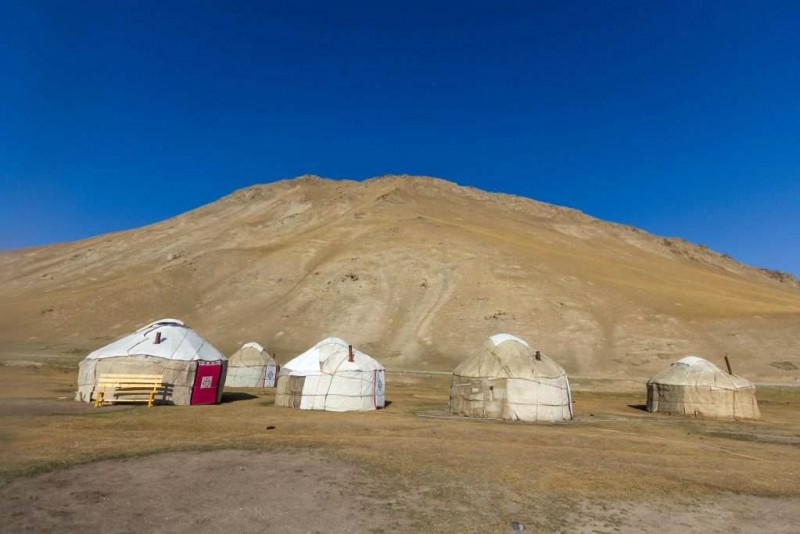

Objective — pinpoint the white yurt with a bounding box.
[275,337,385,411]
[75,318,227,406]
[450,333,573,422]
[226,342,279,388]
[646,356,760,419]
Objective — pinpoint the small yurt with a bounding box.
[226,342,279,388]
[75,318,227,406]
[450,333,573,422]
[275,337,385,411]
[646,356,760,419]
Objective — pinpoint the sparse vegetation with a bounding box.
[1,176,799,530]
[2,176,799,382]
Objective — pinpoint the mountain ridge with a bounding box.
[1,175,798,382]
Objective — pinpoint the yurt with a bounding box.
[646,356,760,419]
[226,342,279,388]
[450,333,573,422]
[275,337,385,411]
[75,318,227,406]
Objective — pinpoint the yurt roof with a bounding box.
[453,333,567,379]
[84,318,226,362]
[675,355,718,369]
[280,337,384,376]
[647,355,754,389]
[229,342,276,367]
[489,333,530,348]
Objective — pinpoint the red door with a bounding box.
[191,361,223,405]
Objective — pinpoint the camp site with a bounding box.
[2,310,799,532]
[1,175,798,532]
[4,2,800,531]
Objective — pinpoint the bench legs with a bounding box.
[93,388,159,407]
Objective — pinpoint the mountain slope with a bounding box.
[1,175,798,381]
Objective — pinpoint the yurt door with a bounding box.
[191,361,223,405]
[264,364,278,388]
[374,370,385,408]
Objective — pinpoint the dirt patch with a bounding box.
[771,361,799,371]
[0,449,410,534]
[1,360,43,368]
[0,398,132,417]
[567,494,800,533]
[2,449,799,534]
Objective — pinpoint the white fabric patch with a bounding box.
[240,341,265,352]
[489,333,530,348]
[676,355,720,370]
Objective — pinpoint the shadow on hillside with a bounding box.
[627,404,648,412]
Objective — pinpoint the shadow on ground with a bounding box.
[221,392,259,403]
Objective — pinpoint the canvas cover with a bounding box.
[75,319,227,405]
[646,356,760,419]
[274,337,385,411]
[226,342,279,387]
[450,333,573,422]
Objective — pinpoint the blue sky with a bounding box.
[2,1,799,275]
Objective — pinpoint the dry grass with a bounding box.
[2,364,800,531]
[2,367,799,497]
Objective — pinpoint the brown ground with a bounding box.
[1,450,406,534]
[2,361,799,533]
[2,449,799,534]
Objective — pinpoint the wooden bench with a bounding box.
[93,374,165,408]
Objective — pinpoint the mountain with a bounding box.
[1,175,798,382]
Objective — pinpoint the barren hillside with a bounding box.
[1,175,798,381]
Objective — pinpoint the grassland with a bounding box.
[1,360,799,532]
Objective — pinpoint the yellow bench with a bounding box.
[93,373,165,408]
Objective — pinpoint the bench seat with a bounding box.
[94,373,165,408]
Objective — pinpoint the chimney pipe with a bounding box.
[535,350,541,361]
[724,355,733,374]
[348,345,354,362]
[154,331,162,344]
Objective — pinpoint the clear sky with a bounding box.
[2,1,799,275]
